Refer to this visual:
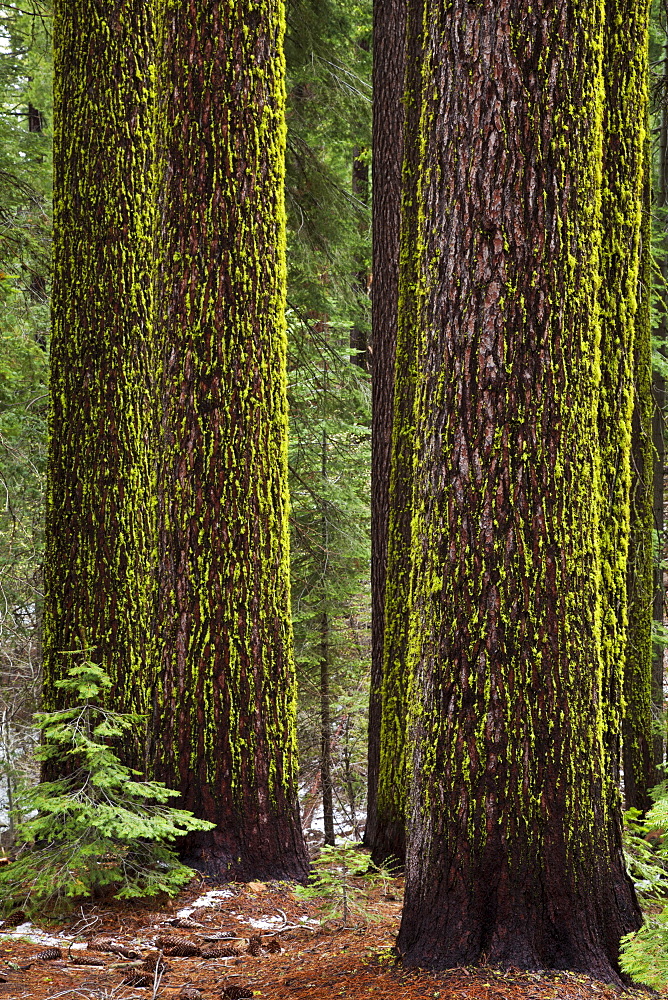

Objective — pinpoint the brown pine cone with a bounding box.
[87,937,139,959]
[165,942,201,957]
[201,945,240,959]
[33,948,62,961]
[155,934,186,950]
[87,935,116,953]
[179,987,203,1000]
[70,954,106,966]
[173,917,203,929]
[266,937,282,954]
[246,936,263,957]
[143,952,169,973]
[1,910,26,927]
[222,987,253,999]
[122,972,154,988]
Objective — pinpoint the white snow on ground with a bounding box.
[0,923,88,948]
[176,888,234,918]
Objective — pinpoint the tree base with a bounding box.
[180,828,309,884]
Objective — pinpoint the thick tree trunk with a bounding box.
[395,0,641,982]
[153,0,309,882]
[624,124,655,813]
[45,0,159,770]
[365,0,406,859]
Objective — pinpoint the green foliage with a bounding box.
[0,659,214,915]
[621,783,668,986]
[294,844,390,925]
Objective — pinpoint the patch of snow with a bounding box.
[176,888,234,918]
[0,922,87,948]
[244,914,285,931]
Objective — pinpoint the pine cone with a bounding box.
[222,987,253,999]
[246,936,263,957]
[266,937,282,954]
[33,948,62,961]
[87,936,116,953]
[179,987,203,1000]
[122,972,154,988]
[201,945,240,959]
[155,934,186,950]
[1,910,26,927]
[165,942,201,958]
[88,937,139,959]
[173,917,203,929]
[70,954,106,966]
[143,952,169,973]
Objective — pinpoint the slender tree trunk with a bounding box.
[153,0,308,882]
[350,148,370,372]
[365,0,406,857]
[624,121,655,812]
[45,0,160,770]
[320,608,335,846]
[395,0,641,982]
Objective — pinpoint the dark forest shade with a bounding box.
[45,1,160,760]
[366,0,407,866]
[153,0,308,881]
[395,0,641,982]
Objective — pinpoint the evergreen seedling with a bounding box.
[294,844,391,926]
[0,660,215,916]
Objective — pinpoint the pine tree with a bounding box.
[365,0,407,867]
[152,0,308,881]
[44,0,160,765]
[394,0,641,981]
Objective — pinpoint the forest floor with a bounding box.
[0,874,662,1000]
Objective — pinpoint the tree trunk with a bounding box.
[624,120,655,813]
[365,0,406,858]
[44,0,160,770]
[153,0,308,882]
[395,0,641,982]
[652,45,668,772]
[598,0,649,797]
[320,608,335,847]
[350,148,370,372]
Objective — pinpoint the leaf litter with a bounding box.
[0,875,661,1000]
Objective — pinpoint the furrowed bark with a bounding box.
[45,0,160,770]
[366,0,406,861]
[396,0,641,981]
[153,0,308,882]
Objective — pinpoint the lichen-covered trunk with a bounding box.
[153,0,308,882]
[366,0,406,861]
[624,126,655,812]
[45,0,159,767]
[598,0,650,800]
[396,0,641,982]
